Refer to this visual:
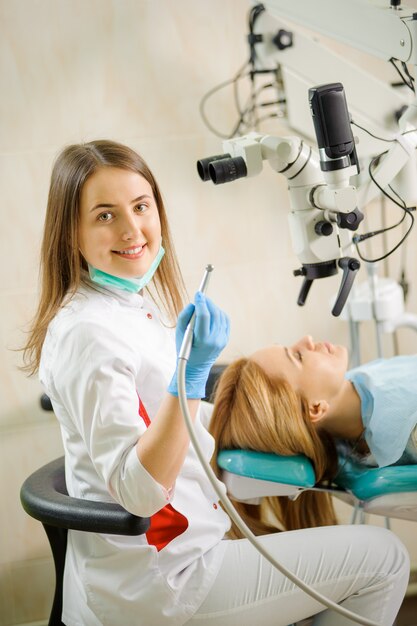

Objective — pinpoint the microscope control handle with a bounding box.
[296,277,313,307]
[332,257,360,316]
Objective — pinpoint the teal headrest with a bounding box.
[217,449,417,500]
[217,450,315,488]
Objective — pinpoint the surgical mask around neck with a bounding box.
[88,243,165,293]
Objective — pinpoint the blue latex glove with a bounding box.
[168,292,230,399]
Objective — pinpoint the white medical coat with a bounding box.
[39,280,231,626]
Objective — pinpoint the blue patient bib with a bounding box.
[346,356,417,467]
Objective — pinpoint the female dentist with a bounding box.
[24,139,409,626]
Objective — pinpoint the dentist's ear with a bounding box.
[308,400,330,423]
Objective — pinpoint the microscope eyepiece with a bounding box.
[197,154,231,181]
[208,156,247,185]
[197,154,247,184]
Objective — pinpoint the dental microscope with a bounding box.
[197,0,417,362]
[198,82,363,316]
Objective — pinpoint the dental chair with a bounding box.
[218,449,417,523]
[206,366,417,523]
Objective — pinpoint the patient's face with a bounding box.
[251,336,348,405]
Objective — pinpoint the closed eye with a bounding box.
[284,347,302,366]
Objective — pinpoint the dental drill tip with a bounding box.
[198,265,214,295]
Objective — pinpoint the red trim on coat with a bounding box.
[138,396,151,427]
[145,503,189,552]
[137,393,189,551]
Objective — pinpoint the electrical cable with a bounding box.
[200,69,283,138]
[233,64,248,134]
[175,266,381,626]
[389,58,414,91]
[351,120,396,143]
[401,61,415,93]
[239,85,285,130]
[354,212,413,263]
[351,120,417,142]
[367,151,413,209]
[380,194,389,277]
[348,116,416,263]
[235,82,281,135]
[199,3,284,137]
[199,61,252,139]
[346,113,417,269]
[353,151,415,263]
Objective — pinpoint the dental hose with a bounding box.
[176,265,380,626]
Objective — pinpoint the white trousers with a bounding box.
[187,525,409,626]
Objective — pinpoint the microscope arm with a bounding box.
[357,111,417,207]
[259,0,416,63]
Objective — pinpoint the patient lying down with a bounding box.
[209,336,417,537]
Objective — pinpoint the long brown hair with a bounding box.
[23,140,185,375]
[209,358,338,538]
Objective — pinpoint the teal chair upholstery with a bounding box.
[217,449,417,522]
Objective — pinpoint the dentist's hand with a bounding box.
[168,292,230,399]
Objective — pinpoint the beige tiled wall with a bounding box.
[2,1,417,623]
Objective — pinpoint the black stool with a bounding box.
[20,456,149,626]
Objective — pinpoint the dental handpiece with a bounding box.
[178,264,214,361]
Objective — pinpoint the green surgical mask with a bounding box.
[88,243,165,293]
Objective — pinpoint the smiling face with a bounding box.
[78,166,162,279]
[251,336,349,409]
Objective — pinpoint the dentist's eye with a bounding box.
[98,211,113,222]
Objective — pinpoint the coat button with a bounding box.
[213,503,218,510]
[146,313,152,319]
